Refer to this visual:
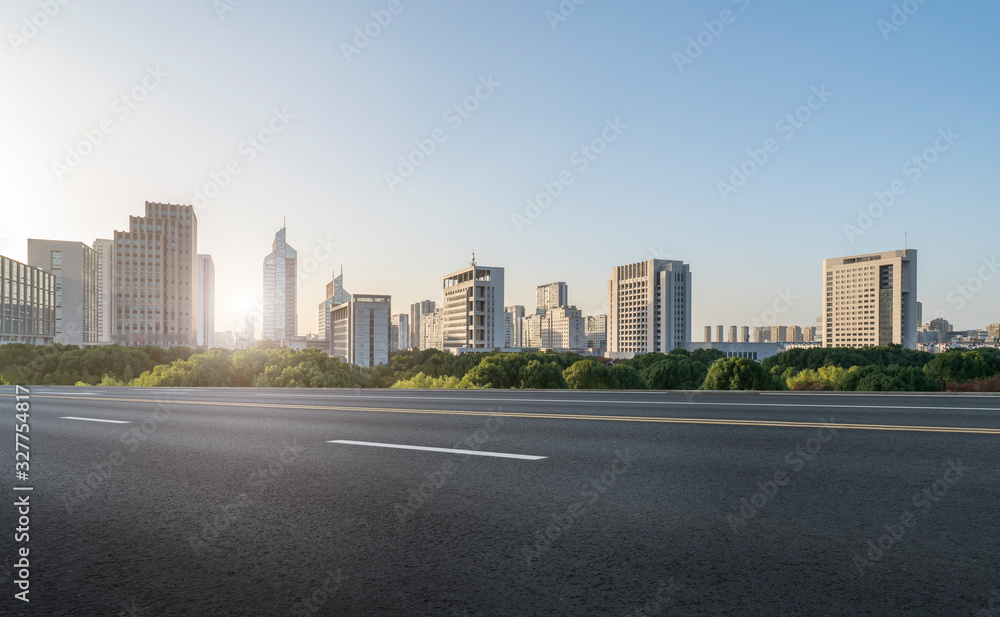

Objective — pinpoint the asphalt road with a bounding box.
[2,386,999,616]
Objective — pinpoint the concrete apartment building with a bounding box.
[28,239,100,345]
[823,249,917,349]
[441,260,504,354]
[196,254,215,348]
[391,313,409,352]
[729,325,738,343]
[409,300,436,350]
[263,226,297,342]
[318,272,351,342]
[607,259,692,358]
[92,238,114,344]
[989,323,1000,341]
[504,305,525,348]
[585,315,607,351]
[536,282,567,315]
[0,255,56,345]
[110,203,198,346]
[704,326,712,342]
[330,294,391,367]
[539,306,586,351]
[420,308,443,351]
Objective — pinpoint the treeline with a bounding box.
[0,343,998,392]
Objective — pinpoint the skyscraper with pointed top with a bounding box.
[263,226,297,342]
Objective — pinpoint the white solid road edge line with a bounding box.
[59,416,131,424]
[328,440,547,460]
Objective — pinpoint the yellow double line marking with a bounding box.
[21,393,1000,435]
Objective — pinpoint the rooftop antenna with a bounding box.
[904,232,908,257]
[471,250,476,267]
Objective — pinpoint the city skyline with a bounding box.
[2,2,997,334]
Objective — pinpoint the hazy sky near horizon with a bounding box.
[1,0,997,335]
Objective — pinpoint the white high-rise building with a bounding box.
[823,249,917,349]
[263,226,297,342]
[540,306,586,351]
[535,282,568,315]
[409,300,436,350]
[420,308,444,351]
[92,238,115,344]
[504,305,525,348]
[196,254,215,348]
[441,258,504,354]
[607,259,692,358]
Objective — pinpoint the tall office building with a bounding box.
[536,282,568,315]
[0,255,56,345]
[441,259,504,353]
[420,308,444,351]
[409,300,436,350]
[607,259,691,357]
[391,313,409,352]
[263,226,297,342]
[318,271,351,341]
[28,239,100,345]
[331,294,391,367]
[823,249,917,349]
[196,254,215,348]
[504,305,525,348]
[110,203,198,346]
[92,239,114,344]
[585,315,608,351]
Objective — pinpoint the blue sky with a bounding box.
[1,0,997,335]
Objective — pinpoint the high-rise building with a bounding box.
[741,326,750,343]
[770,326,788,343]
[92,238,114,344]
[586,315,608,351]
[196,255,215,348]
[263,226,297,342]
[419,308,443,351]
[504,305,525,348]
[536,282,568,315]
[704,326,712,343]
[522,313,543,348]
[0,255,56,345]
[823,249,917,349]
[391,313,409,352]
[331,294,391,367]
[729,325,738,343]
[109,202,198,346]
[988,324,999,341]
[716,325,724,343]
[409,300,436,350]
[28,239,100,345]
[928,318,952,333]
[803,326,817,343]
[441,259,504,353]
[607,259,692,357]
[318,271,350,341]
[789,325,803,343]
[540,306,586,350]
[753,327,770,343]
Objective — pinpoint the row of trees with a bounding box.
[0,343,998,392]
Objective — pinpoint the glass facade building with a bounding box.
[0,255,56,345]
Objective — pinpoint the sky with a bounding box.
[1,0,997,336]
